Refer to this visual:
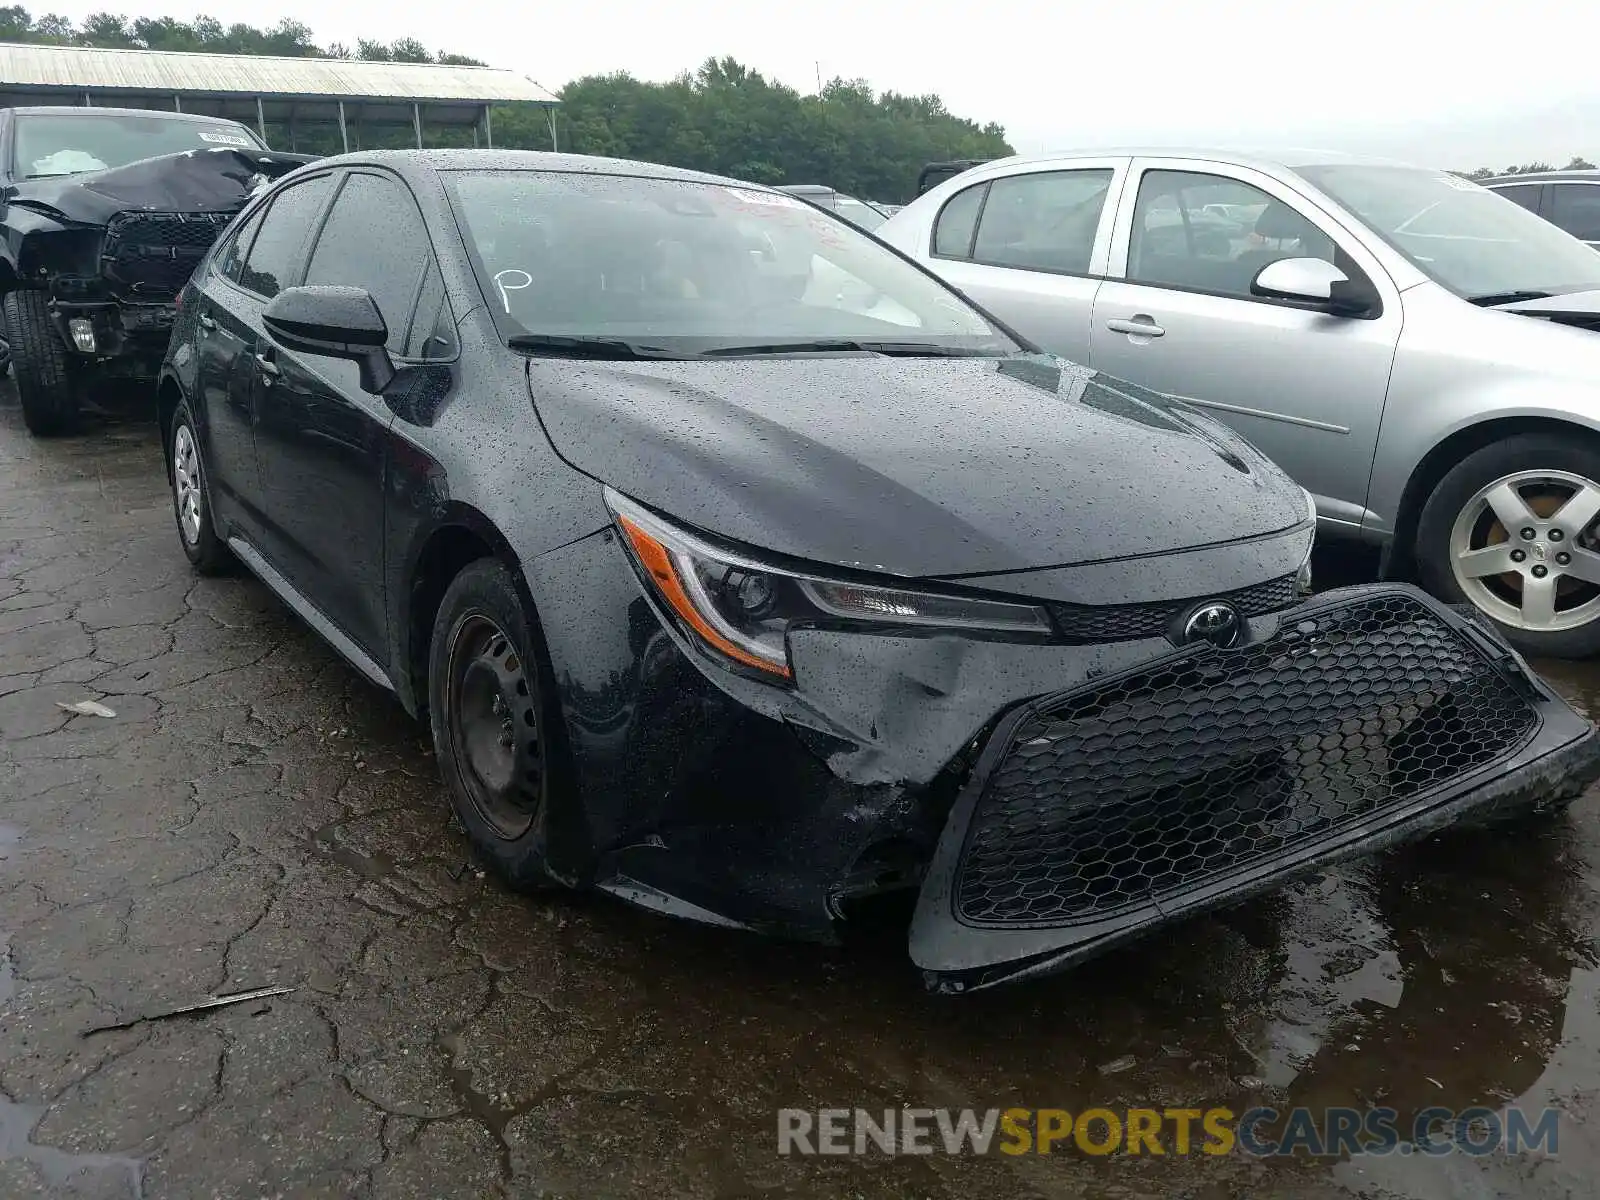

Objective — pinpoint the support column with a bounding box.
[338,100,348,153]
[413,102,423,149]
[256,95,266,141]
[173,93,182,112]
[484,105,493,148]
[546,106,558,152]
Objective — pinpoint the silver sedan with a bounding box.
[879,149,1600,657]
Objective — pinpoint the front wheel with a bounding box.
[427,559,561,890]
[3,290,78,436]
[1417,433,1600,658]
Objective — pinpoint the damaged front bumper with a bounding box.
[909,586,1600,992]
[527,529,1600,992]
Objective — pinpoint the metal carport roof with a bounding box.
[0,42,560,149]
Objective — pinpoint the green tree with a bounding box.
[0,11,1011,195]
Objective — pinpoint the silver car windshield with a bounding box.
[1298,164,1600,301]
[12,113,264,178]
[833,195,888,232]
[446,170,1015,353]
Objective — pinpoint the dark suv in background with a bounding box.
[1484,169,1600,249]
[0,105,309,434]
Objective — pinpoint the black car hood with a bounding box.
[7,147,316,225]
[528,353,1307,578]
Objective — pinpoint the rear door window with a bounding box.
[968,169,1113,275]
[214,207,264,284]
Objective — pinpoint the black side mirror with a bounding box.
[262,285,396,394]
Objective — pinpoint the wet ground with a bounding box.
[3,384,1600,1199]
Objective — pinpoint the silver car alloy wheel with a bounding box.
[1449,468,1600,632]
[172,424,203,547]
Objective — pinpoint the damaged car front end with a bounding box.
[1,106,312,434]
[529,399,1600,993]
[164,154,1600,995]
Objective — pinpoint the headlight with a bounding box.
[1298,488,1316,595]
[605,488,1052,682]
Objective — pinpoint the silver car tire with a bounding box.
[1417,432,1600,659]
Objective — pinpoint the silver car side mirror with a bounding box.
[1252,257,1350,303]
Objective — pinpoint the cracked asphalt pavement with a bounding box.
[6,386,1600,1199]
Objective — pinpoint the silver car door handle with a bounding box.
[254,352,280,380]
[198,314,217,331]
[1105,317,1165,337]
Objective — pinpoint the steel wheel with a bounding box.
[1449,469,1600,633]
[172,423,204,547]
[442,613,544,840]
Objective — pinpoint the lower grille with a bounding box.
[101,211,232,301]
[955,592,1540,928]
[1046,572,1301,643]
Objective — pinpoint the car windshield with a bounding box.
[832,195,888,232]
[1297,163,1600,300]
[445,170,1018,356]
[12,112,265,179]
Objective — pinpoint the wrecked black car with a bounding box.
[159,150,1600,992]
[0,106,312,434]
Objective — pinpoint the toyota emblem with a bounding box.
[1182,602,1243,649]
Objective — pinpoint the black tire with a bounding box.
[168,401,232,575]
[428,559,562,890]
[1417,432,1600,659]
[2,290,78,436]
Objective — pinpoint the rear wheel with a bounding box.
[1418,433,1600,659]
[169,401,232,575]
[2,290,79,436]
[428,559,560,890]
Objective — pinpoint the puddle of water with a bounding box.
[1232,866,1403,1089]
[0,1099,143,1197]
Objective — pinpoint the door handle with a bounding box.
[198,314,216,331]
[254,350,280,382]
[1105,316,1165,338]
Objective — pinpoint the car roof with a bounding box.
[3,105,251,125]
[299,147,790,193]
[1482,170,1600,184]
[969,146,1424,173]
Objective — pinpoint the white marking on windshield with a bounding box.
[493,269,533,314]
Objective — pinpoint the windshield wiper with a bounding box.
[699,339,998,358]
[1467,290,1555,307]
[506,334,691,360]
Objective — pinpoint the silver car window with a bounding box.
[1128,170,1333,299]
[968,169,1112,275]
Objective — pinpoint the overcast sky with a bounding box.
[37,0,1600,170]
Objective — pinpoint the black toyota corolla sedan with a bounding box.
[159,149,1600,992]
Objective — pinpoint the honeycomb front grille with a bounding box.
[955,593,1539,927]
[1046,572,1300,643]
[102,211,232,300]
